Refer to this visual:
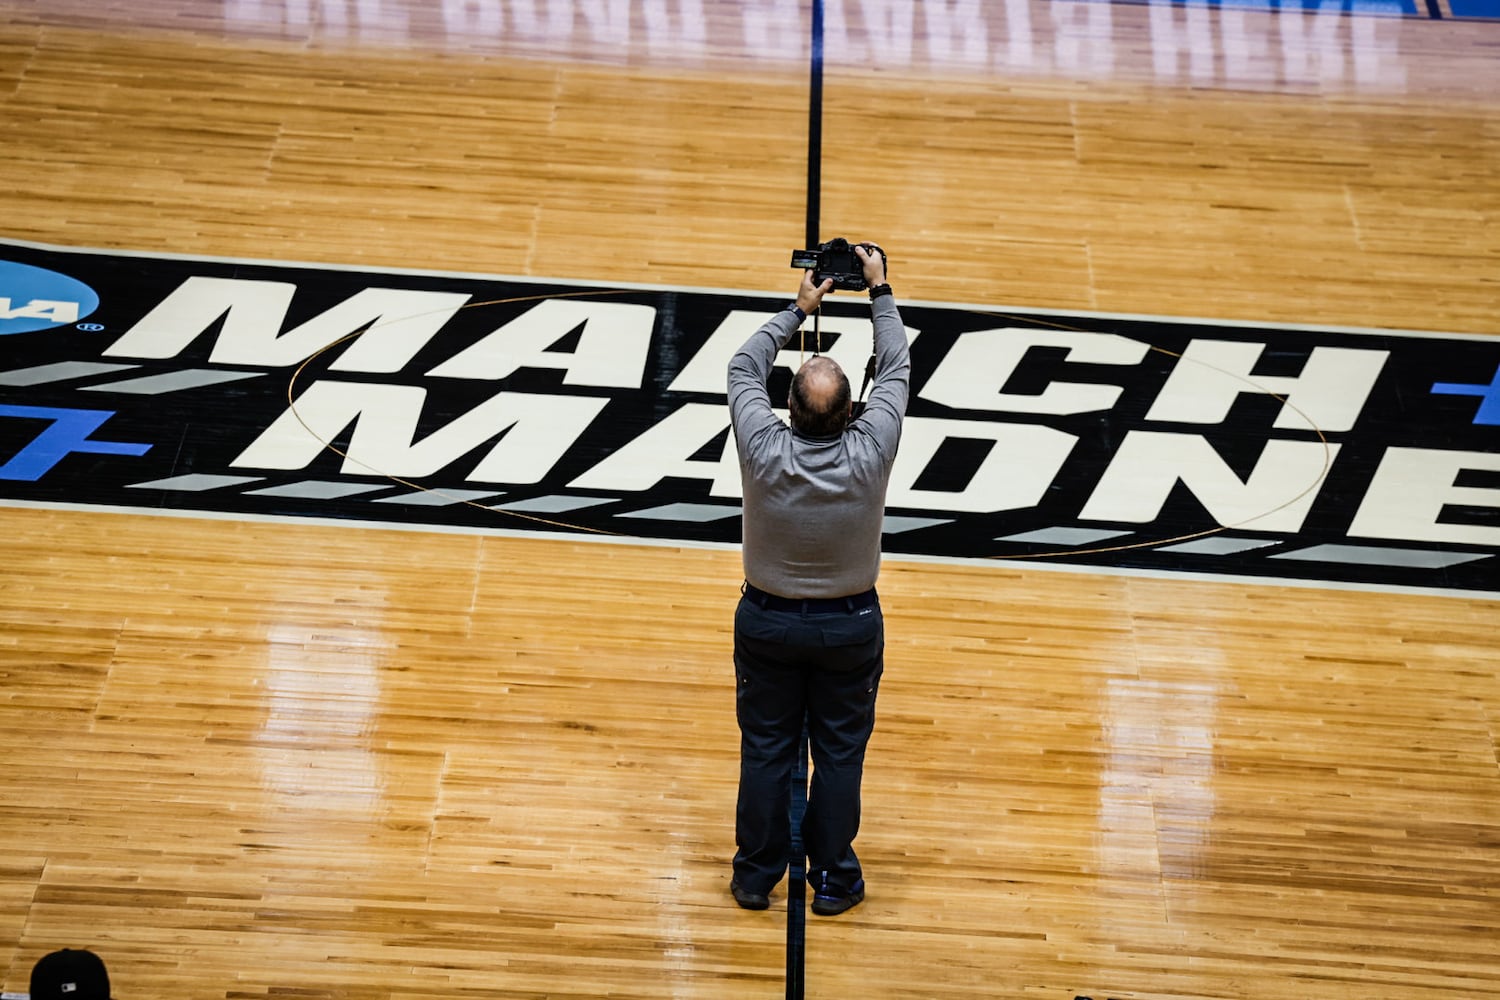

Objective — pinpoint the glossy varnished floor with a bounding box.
[2,2,1499,998]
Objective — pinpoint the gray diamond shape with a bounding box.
[883,516,950,534]
[81,368,263,395]
[1158,536,1280,556]
[0,361,138,386]
[1271,544,1489,569]
[128,474,265,492]
[373,489,504,507]
[997,527,1133,545]
[246,481,389,500]
[618,503,741,523]
[492,495,614,514]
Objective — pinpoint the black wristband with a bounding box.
[868,283,893,300]
[787,303,807,321]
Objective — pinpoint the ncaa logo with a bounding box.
[0,259,101,335]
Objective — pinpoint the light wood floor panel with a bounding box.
[2,4,1499,998]
[818,83,1499,330]
[7,507,1498,997]
[1,19,1495,328]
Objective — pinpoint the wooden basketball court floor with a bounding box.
[2,2,1499,997]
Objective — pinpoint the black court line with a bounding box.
[786,717,811,1000]
[805,0,825,249]
[786,2,825,997]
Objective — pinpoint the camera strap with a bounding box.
[858,353,876,404]
[798,311,875,410]
[800,308,823,358]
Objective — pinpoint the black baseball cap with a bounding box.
[29,948,111,1000]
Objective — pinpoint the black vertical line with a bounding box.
[788,4,824,996]
[1423,0,1444,20]
[785,715,809,1000]
[805,0,825,249]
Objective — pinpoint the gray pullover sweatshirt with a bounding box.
[727,294,910,599]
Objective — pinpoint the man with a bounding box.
[726,243,910,917]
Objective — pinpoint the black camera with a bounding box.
[790,238,885,292]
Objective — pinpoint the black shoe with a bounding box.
[730,878,770,910]
[810,872,865,916]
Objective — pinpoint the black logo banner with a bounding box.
[2,239,1496,596]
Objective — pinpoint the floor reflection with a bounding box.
[3,0,1495,97]
[257,621,385,811]
[1097,673,1219,885]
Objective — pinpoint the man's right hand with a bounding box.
[796,270,835,314]
[856,243,887,287]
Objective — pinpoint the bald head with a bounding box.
[788,355,852,437]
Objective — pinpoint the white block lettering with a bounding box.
[104,277,470,371]
[922,328,1148,415]
[428,299,654,388]
[569,402,740,494]
[1148,0,1215,84]
[1145,340,1387,432]
[669,310,918,395]
[232,381,607,484]
[923,0,988,66]
[1349,448,1500,546]
[887,418,1078,513]
[1080,431,1338,531]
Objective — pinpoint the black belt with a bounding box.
[742,581,877,614]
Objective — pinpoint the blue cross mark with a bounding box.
[0,404,153,481]
[1431,363,1500,426]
